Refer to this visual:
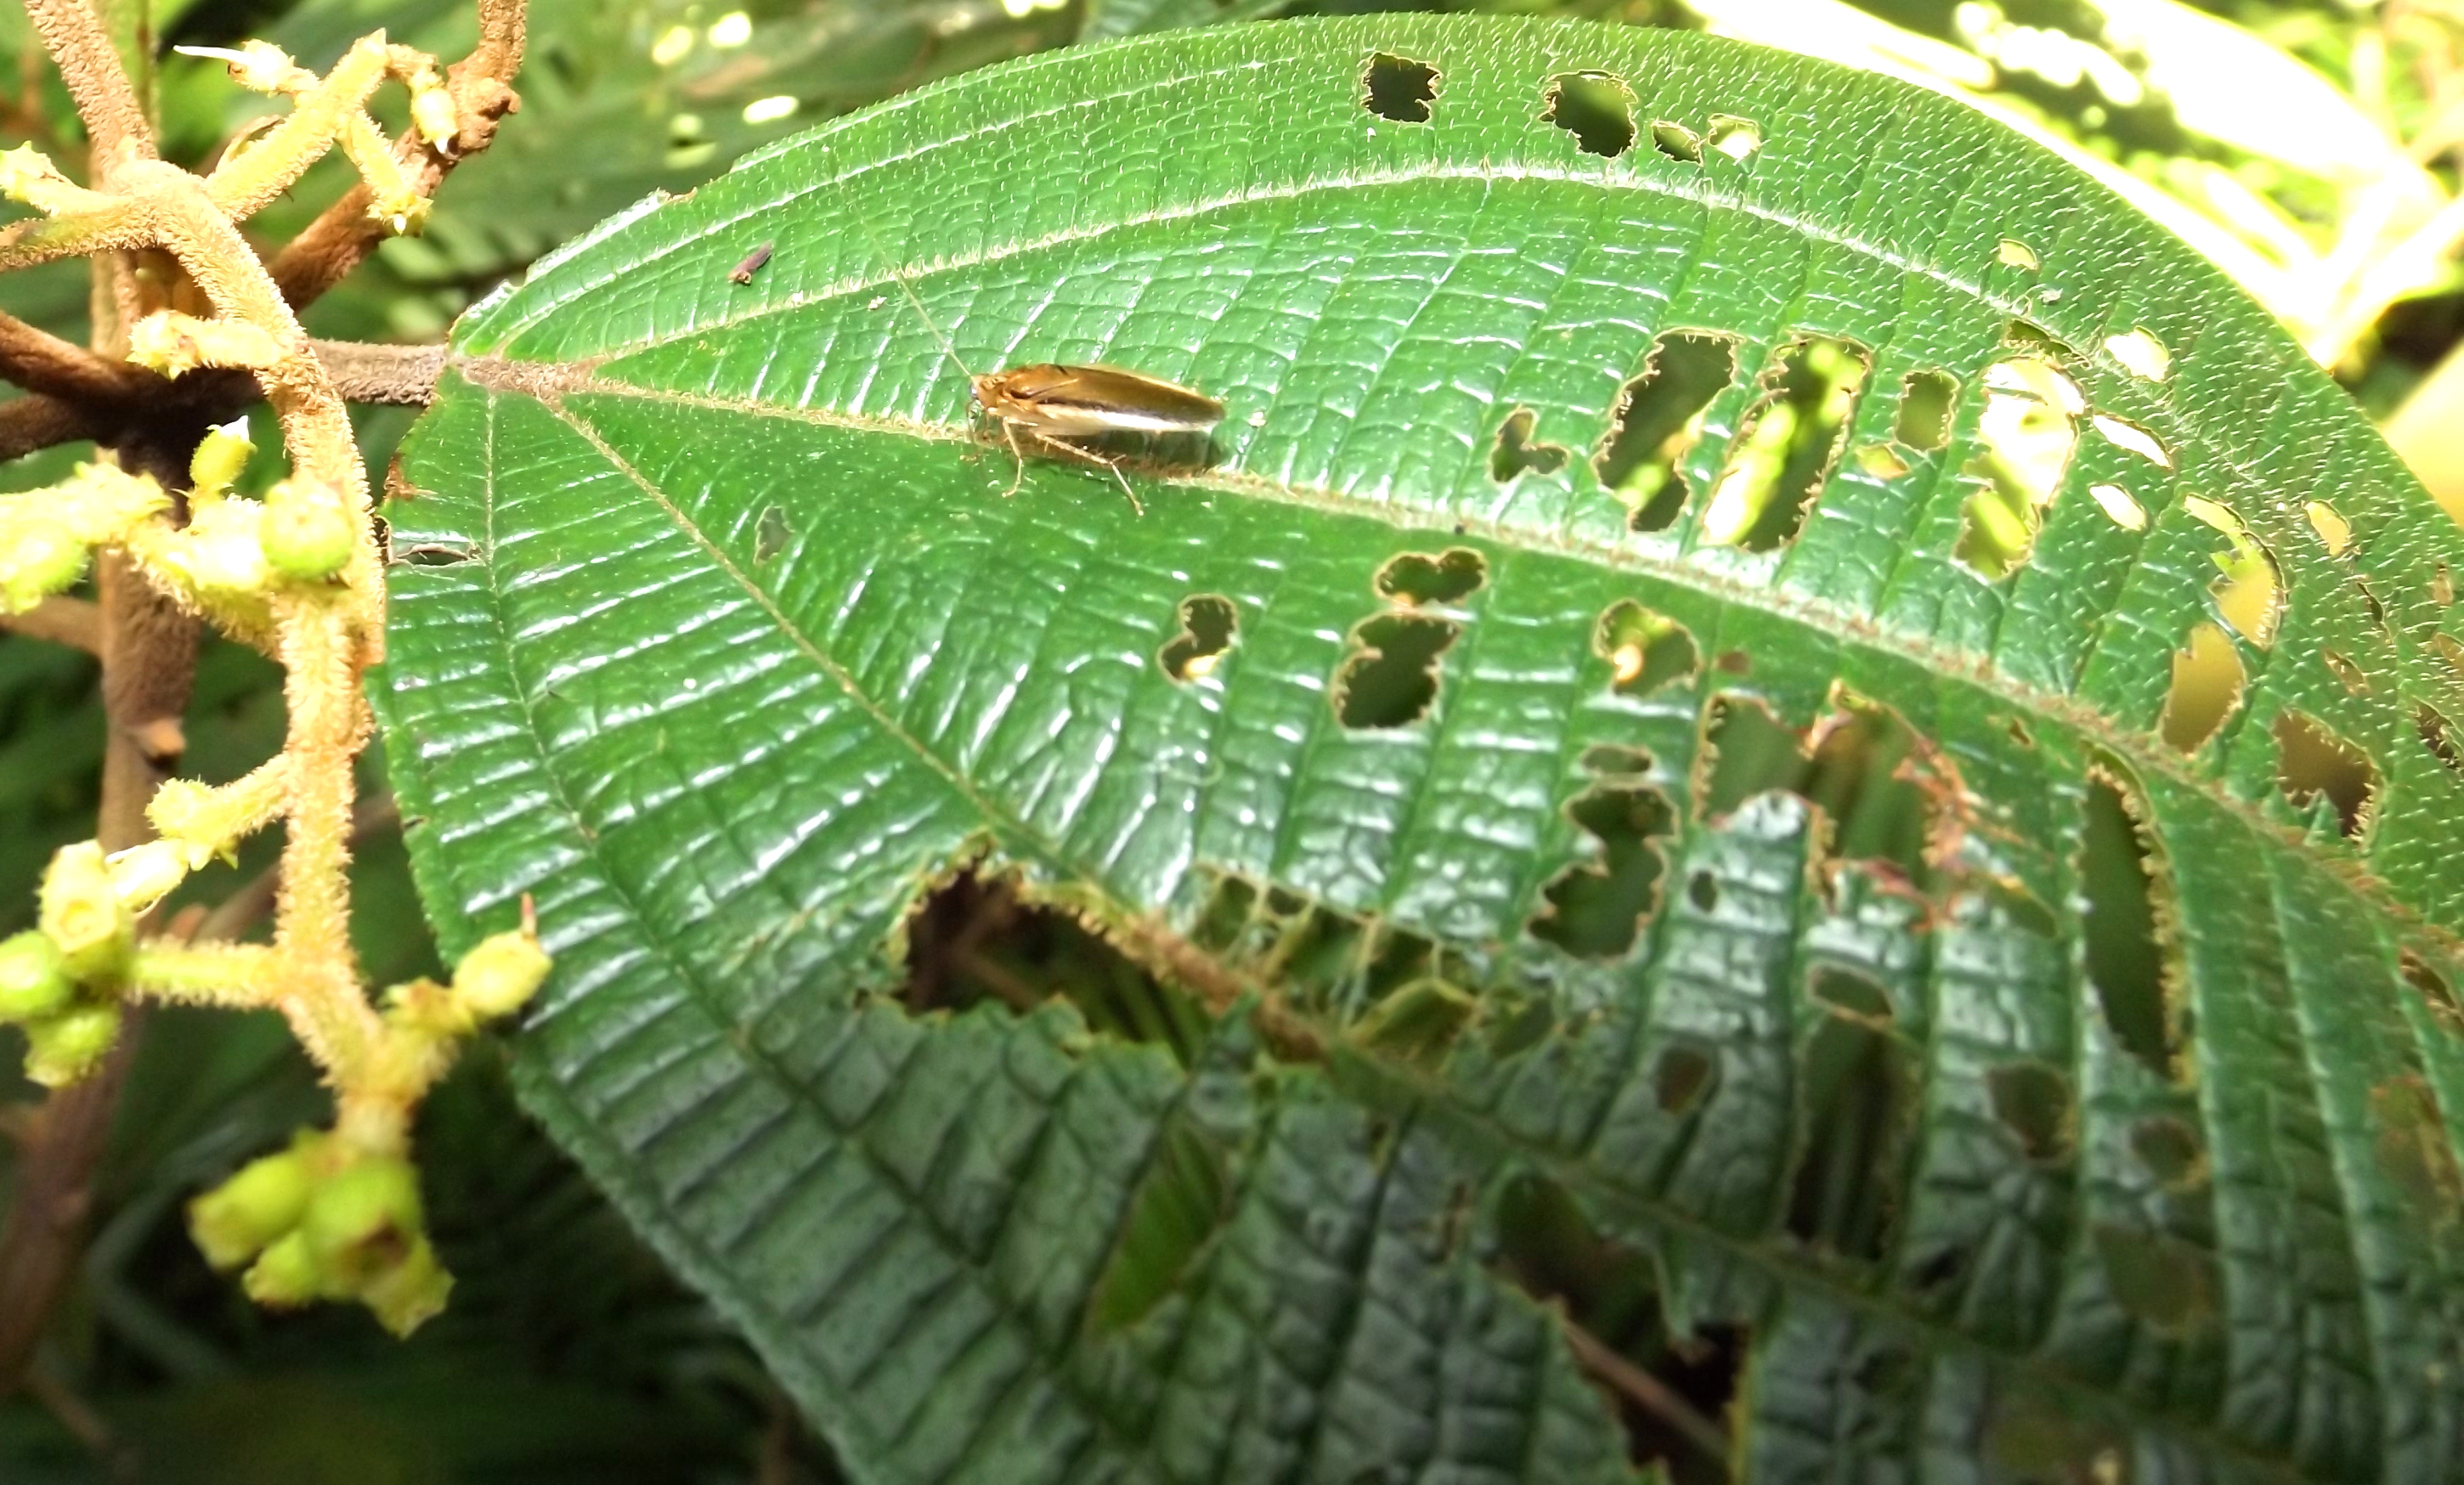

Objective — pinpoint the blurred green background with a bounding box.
[6,0,2464,1477]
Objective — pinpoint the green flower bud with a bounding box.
[0,930,71,1022]
[360,1234,452,1336]
[22,1002,122,1087]
[190,1138,319,1270]
[300,1156,424,1290]
[259,478,354,582]
[2,517,88,613]
[189,416,254,503]
[39,842,130,982]
[242,1230,325,1307]
[450,927,552,1021]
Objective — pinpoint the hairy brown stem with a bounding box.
[0,310,155,405]
[0,336,449,465]
[0,392,110,460]
[0,596,101,652]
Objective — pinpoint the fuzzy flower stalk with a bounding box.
[0,14,536,1336]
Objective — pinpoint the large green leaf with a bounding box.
[374,14,2464,1481]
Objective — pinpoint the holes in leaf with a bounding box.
[2090,414,2172,470]
[1855,444,1909,479]
[1713,648,1750,675]
[1702,693,1947,887]
[2102,328,2171,381]
[1653,1041,1718,1114]
[2323,649,2368,695]
[1584,742,1653,776]
[1158,594,1237,682]
[1542,71,1636,157]
[1649,120,1700,161]
[2403,951,2464,1035]
[1489,407,1570,483]
[898,868,1206,1059]
[1485,997,1555,1059]
[1335,615,1458,728]
[2091,1224,2218,1336]
[1184,870,1466,1026]
[2003,319,2074,359]
[1596,330,1738,531]
[1086,1115,1231,1333]
[1337,541,1489,723]
[1986,1061,2073,1162]
[1594,600,1698,697]
[1349,979,1479,1067]
[2273,709,2378,840]
[1495,1178,1743,1477]
[1788,967,1912,1262]
[1529,754,1676,960]
[1376,545,1488,607]
[1704,113,1760,159]
[1361,51,1438,123]
[753,504,790,565]
[2159,624,2244,755]
[2079,767,2179,1081]
[2083,483,2145,532]
[1687,870,1718,912]
[2129,1117,2204,1189]
[394,542,475,567]
[1702,335,1871,551]
[1700,696,1801,817]
[2181,496,2280,650]
[2306,500,2353,556]
[2357,575,2393,637]
[1996,238,2039,270]
[1893,370,1958,453]
[2421,703,2464,776]
[1956,356,2081,579]
[1809,965,1891,1023]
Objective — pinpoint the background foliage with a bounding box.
[6,0,2464,1480]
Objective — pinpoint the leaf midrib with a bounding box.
[1331,1048,2314,1484]
[449,358,2452,965]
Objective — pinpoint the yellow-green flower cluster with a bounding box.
[189,1132,451,1337]
[0,844,131,1086]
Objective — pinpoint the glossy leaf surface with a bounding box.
[376,15,2464,1482]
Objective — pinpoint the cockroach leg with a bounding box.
[1027,432,1144,516]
